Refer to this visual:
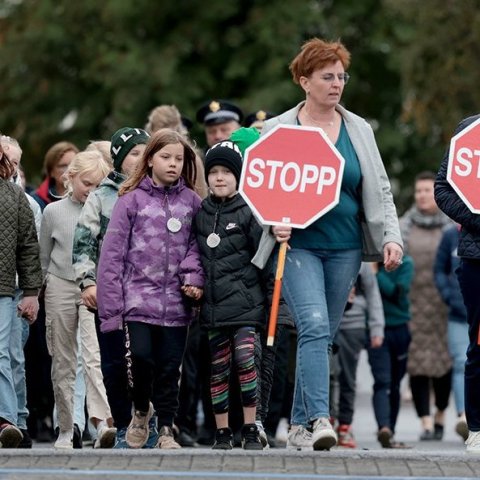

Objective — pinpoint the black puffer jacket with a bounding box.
[195,194,266,329]
[0,179,42,297]
[435,114,480,259]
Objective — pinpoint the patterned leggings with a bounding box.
[208,326,257,414]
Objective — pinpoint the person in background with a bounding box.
[73,127,151,449]
[252,37,403,451]
[146,104,207,200]
[435,113,480,453]
[401,171,452,441]
[85,141,113,168]
[97,129,204,450]
[28,140,79,441]
[0,139,42,448]
[244,110,275,133]
[32,141,79,211]
[1,135,42,448]
[40,150,115,449]
[196,100,243,148]
[333,263,386,449]
[374,255,415,448]
[434,223,469,442]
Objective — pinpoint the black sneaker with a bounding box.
[241,424,263,450]
[176,429,198,447]
[18,429,32,449]
[212,427,233,450]
[73,424,83,449]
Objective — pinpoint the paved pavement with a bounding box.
[0,352,477,479]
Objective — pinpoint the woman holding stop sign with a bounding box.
[252,38,403,451]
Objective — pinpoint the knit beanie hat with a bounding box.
[230,127,260,156]
[204,140,243,184]
[110,127,150,172]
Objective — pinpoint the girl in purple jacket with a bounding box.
[97,129,204,449]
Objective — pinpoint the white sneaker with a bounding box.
[94,425,117,449]
[126,402,154,449]
[275,417,289,445]
[157,426,181,449]
[255,420,269,449]
[55,429,74,449]
[466,430,480,453]
[287,425,313,450]
[312,417,337,451]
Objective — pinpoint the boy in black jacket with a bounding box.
[194,141,265,450]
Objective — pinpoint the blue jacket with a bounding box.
[434,225,467,323]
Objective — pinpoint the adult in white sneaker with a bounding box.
[253,38,403,451]
[435,113,480,453]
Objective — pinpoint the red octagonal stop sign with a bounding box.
[447,117,480,214]
[239,124,345,228]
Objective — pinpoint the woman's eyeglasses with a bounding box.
[320,73,350,84]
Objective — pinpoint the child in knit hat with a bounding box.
[194,141,266,450]
[72,127,152,449]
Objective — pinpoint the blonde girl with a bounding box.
[40,150,115,449]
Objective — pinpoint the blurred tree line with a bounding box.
[1,0,479,211]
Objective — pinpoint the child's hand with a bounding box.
[81,286,97,309]
[182,285,203,300]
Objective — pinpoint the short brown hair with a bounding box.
[43,141,79,177]
[414,171,436,183]
[289,38,351,84]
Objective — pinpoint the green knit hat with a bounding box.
[110,127,150,172]
[230,127,260,156]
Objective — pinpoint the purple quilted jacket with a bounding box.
[97,176,204,332]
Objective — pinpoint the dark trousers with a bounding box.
[175,321,201,434]
[335,328,391,429]
[95,313,131,430]
[410,372,451,418]
[128,322,187,427]
[255,325,287,423]
[25,298,54,438]
[457,258,480,431]
[384,323,410,433]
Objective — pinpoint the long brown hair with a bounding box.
[0,141,15,179]
[120,128,197,196]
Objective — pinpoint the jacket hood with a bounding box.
[99,170,127,191]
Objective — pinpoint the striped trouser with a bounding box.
[208,326,257,414]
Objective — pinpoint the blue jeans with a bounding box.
[281,248,361,426]
[367,337,392,430]
[0,297,18,425]
[384,323,410,433]
[10,290,30,429]
[448,320,468,415]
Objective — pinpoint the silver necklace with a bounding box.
[303,106,335,127]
